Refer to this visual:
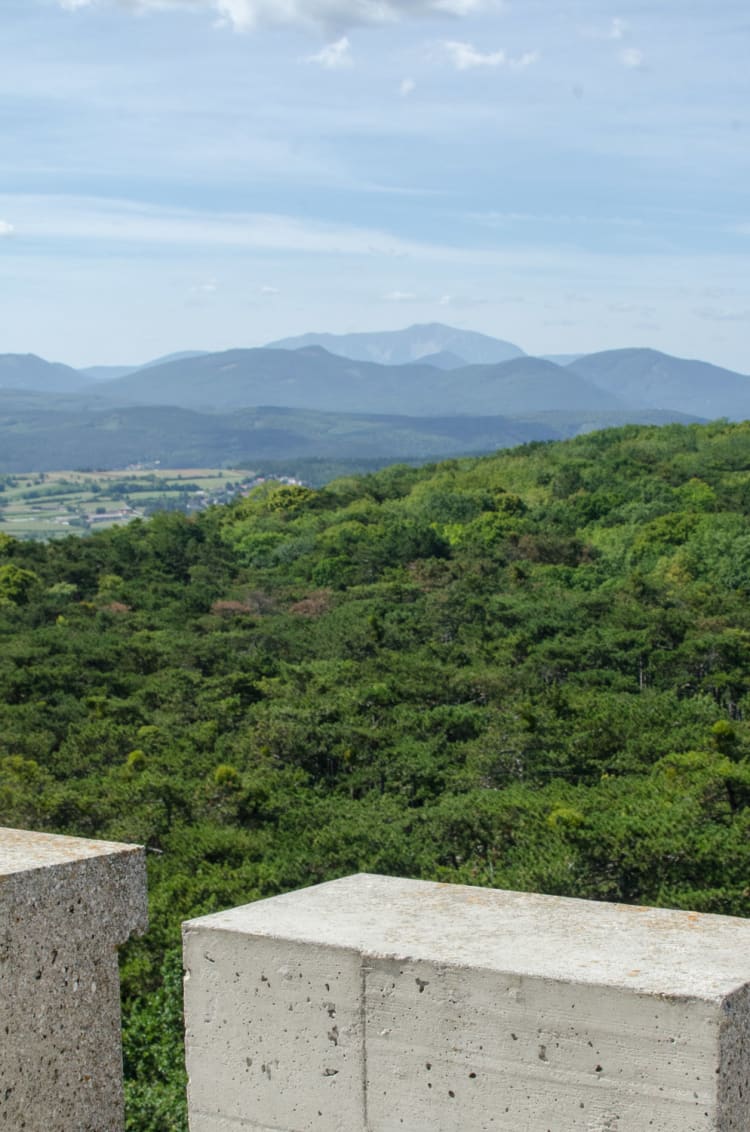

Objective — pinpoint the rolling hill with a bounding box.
[417,350,468,370]
[0,355,93,394]
[0,402,548,473]
[0,394,702,474]
[570,348,750,420]
[81,350,209,382]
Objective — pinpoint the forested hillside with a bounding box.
[2,420,750,1128]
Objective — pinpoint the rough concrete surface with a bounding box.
[0,826,147,1132]
[183,874,750,1131]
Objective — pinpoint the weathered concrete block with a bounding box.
[184,874,750,1132]
[0,826,147,1132]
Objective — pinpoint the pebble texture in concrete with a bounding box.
[183,874,750,1132]
[0,826,148,1132]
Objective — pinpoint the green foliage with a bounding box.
[0,562,40,606]
[122,949,187,1131]
[3,419,750,1120]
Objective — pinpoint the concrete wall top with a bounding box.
[0,825,148,948]
[186,873,750,1002]
[0,824,144,877]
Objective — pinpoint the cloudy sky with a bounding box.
[2,0,749,368]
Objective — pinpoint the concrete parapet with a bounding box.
[0,826,147,1132]
[184,874,750,1131]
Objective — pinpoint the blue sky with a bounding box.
[1,0,749,369]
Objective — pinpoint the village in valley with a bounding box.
[0,466,303,540]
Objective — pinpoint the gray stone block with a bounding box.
[183,874,750,1131]
[0,826,147,1132]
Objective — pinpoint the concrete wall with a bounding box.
[0,826,147,1132]
[6,832,750,1131]
[184,874,750,1132]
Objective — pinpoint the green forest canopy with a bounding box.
[2,419,750,1128]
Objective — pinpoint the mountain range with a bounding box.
[0,324,748,473]
[87,348,626,417]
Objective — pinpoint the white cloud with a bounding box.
[608,301,656,317]
[437,292,487,308]
[443,41,538,71]
[584,17,627,41]
[620,48,645,69]
[0,193,504,264]
[57,0,490,32]
[432,0,485,12]
[383,289,417,301]
[444,41,505,69]
[187,277,219,305]
[15,194,711,283]
[508,50,539,70]
[260,284,280,295]
[469,209,644,228]
[308,35,353,68]
[191,278,218,295]
[0,221,14,238]
[399,77,416,96]
[694,306,750,323]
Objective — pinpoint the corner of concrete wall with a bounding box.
[718,981,750,1130]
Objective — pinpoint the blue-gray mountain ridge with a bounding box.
[1,324,748,473]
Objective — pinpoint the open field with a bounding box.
[0,467,267,540]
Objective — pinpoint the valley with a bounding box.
[0,468,273,539]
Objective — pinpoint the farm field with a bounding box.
[0,467,267,539]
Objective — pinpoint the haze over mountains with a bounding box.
[569,349,750,421]
[0,355,95,395]
[94,348,629,417]
[267,323,525,366]
[0,324,748,473]
[80,351,210,383]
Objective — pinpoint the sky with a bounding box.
[1,0,749,370]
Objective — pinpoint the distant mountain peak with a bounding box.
[266,323,525,367]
